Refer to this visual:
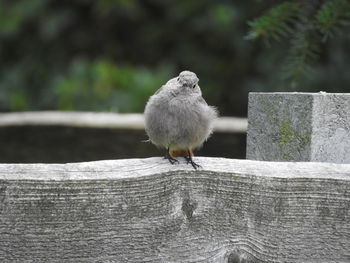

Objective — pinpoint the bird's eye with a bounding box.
[177,78,180,81]
[192,84,196,89]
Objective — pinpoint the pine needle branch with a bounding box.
[246,0,350,89]
[282,1,322,89]
[245,2,299,45]
[316,0,350,41]
[282,29,321,89]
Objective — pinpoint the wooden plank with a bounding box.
[0,157,349,262]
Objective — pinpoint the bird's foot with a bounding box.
[164,155,179,165]
[184,156,201,170]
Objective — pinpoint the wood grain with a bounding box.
[0,157,349,262]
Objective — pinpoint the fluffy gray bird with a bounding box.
[144,70,218,169]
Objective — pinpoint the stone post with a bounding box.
[246,92,350,163]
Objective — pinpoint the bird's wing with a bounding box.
[154,85,179,98]
[154,77,177,95]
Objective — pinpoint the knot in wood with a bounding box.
[181,197,197,220]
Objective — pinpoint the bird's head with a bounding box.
[177,71,199,90]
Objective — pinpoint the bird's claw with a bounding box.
[184,156,201,170]
[164,156,179,165]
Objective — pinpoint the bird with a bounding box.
[144,70,218,169]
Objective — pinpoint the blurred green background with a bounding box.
[1,0,349,116]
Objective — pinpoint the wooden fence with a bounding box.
[0,92,349,262]
[0,158,349,262]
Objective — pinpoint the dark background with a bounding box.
[0,126,246,163]
[1,0,349,116]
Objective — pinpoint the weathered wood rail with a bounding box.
[0,111,248,133]
[1,157,349,262]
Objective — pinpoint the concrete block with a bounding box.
[246,92,350,163]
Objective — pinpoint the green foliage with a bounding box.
[283,30,321,89]
[54,59,171,112]
[0,0,349,114]
[0,0,46,36]
[10,91,27,111]
[246,2,299,44]
[316,0,350,41]
[247,0,350,89]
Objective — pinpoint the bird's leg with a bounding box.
[164,147,179,165]
[184,150,201,170]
